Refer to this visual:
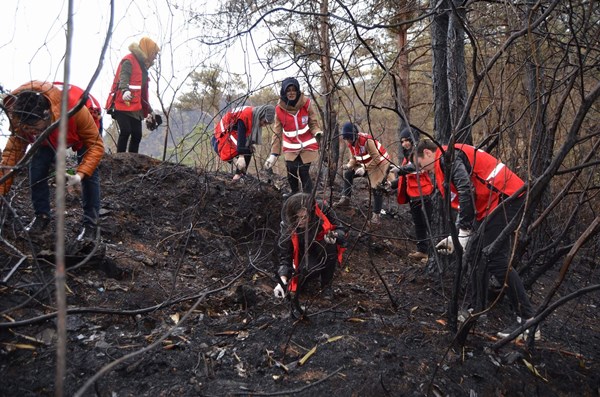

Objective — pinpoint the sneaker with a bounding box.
[408,251,428,261]
[25,214,51,234]
[333,196,350,208]
[496,317,541,341]
[77,225,98,242]
[369,212,381,225]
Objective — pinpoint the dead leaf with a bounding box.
[522,359,548,382]
[436,319,447,326]
[299,345,317,366]
[1,314,15,322]
[3,343,36,351]
[326,335,344,343]
[411,306,419,314]
[214,330,239,336]
[170,313,180,324]
[346,318,366,323]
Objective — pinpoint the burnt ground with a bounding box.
[0,153,598,397]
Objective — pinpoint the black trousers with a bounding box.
[286,157,313,193]
[113,111,143,153]
[471,197,535,318]
[341,168,383,213]
[297,241,338,291]
[409,196,432,253]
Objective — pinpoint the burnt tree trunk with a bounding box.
[318,0,339,190]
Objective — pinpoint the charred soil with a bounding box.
[0,153,598,396]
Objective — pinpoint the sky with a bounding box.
[0,0,280,145]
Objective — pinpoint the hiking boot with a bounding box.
[25,214,51,234]
[496,317,541,341]
[333,196,350,208]
[77,225,98,242]
[408,251,428,262]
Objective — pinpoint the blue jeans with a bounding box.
[29,145,100,227]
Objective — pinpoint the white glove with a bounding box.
[235,156,247,171]
[342,162,352,170]
[436,229,472,255]
[122,90,133,101]
[273,277,288,298]
[354,167,366,177]
[65,173,82,187]
[324,230,337,244]
[264,154,278,170]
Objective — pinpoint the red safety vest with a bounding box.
[276,99,319,153]
[288,204,345,292]
[105,53,150,115]
[434,144,524,220]
[53,82,102,130]
[42,83,99,151]
[348,133,389,166]
[397,157,434,204]
[213,106,254,161]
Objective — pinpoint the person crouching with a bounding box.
[273,193,347,299]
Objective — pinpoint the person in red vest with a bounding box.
[105,37,160,153]
[273,193,347,299]
[415,139,539,341]
[212,104,275,180]
[391,127,434,262]
[334,122,393,225]
[0,81,104,241]
[264,78,323,195]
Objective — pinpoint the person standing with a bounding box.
[105,36,160,153]
[212,104,275,180]
[415,139,539,340]
[392,127,434,262]
[334,122,392,225]
[0,81,104,241]
[273,193,346,298]
[264,77,323,194]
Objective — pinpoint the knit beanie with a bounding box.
[399,127,412,141]
[341,122,358,141]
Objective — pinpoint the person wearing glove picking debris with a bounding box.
[334,122,393,226]
[105,36,160,153]
[0,81,104,242]
[416,139,539,341]
[391,126,434,263]
[274,193,347,299]
[212,104,275,181]
[265,77,323,195]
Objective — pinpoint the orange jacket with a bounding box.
[0,81,104,195]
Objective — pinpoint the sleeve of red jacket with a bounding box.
[74,108,105,178]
